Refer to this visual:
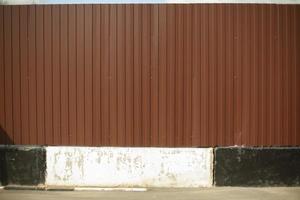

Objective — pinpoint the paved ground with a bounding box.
[0,187,300,200]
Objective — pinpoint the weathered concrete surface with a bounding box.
[46,147,213,187]
[1,187,300,200]
[214,147,300,186]
[0,145,46,186]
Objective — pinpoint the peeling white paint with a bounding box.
[46,147,213,188]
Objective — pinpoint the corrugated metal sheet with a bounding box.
[0,4,299,147]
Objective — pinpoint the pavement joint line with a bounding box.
[74,187,148,192]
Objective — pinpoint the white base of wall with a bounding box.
[46,147,213,188]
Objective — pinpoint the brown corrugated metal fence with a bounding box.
[0,4,299,146]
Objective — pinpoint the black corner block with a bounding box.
[0,146,46,186]
[214,147,300,186]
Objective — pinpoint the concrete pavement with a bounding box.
[0,187,300,200]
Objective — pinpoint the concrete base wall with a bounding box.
[1,145,300,188]
[0,145,46,186]
[46,147,213,187]
[214,147,300,186]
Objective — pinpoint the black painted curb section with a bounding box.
[0,145,46,186]
[214,147,300,186]
[3,185,46,190]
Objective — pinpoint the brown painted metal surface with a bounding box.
[0,4,299,146]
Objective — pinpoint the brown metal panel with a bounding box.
[191,4,201,146]
[282,5,288,145]
[184,5,192,146]
[175,5,184,146]
[92,5,101,146]
[151,5,159,146]
[84,5,93,146]
[191,4,199,147]
[284,5,292,145]
[274,5,280,145]
[76,5,85,145]
[166,5,176,147]
[291,6,298,146]
[61,5,70,145]
[0,6,4,143]
[20,6,29,144]
[133,5,142,146]
[200,4,209,146]
[253,5,258,145]
[296,6,300,146]
[52,5,61,145]
[12,6,21,144]
[233,4,242,145]
[141,5,151,147]
[3,6,14,144]
[288,6,295,145]
[250,4,258,145]
[28,5,37,144]
[216,4,225,145]
[268,5,275,145]
[225,5,234,146]
[261,4,268,145]
[275,5,283,145]
[109,5,118,146]
[158,5,167,146]
[208,5,217,146]
[244,5,251,144]
[100,5,110,146]
[125,5,134,146]
[36,6,45,144]
[68,5,77,145]
[116,5,126,146]
[1,4,300,147]
[44,5,53,145]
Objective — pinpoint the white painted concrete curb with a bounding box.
[46,147,213,188]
